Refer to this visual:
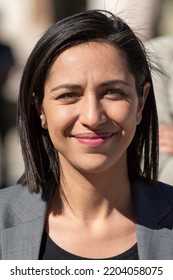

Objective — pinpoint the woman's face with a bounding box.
[41,42,148,174]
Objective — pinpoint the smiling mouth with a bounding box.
[72,132,116,145]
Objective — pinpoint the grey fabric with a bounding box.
[0,185,47,259]
[1,179,173,259]
[132,179,173,259]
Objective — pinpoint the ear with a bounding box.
[136,82,150,125]
[32,92,48,129]
[40,109,47,129]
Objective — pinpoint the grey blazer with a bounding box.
[1,179,173,260]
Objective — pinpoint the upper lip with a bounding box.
[71,132,115,138]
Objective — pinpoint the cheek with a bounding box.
[108,103,138,146]
[108,102,138,126]
[45,106,76,139]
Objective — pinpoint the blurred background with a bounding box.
[0,0,173,188]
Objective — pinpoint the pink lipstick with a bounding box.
[72,132,114,145]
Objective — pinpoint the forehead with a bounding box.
[46,42,133,85]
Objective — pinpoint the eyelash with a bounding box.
[58,92,80,100]
[103,89,127,99]
[52,92,81,105]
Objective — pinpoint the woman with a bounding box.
[1,10,173,260]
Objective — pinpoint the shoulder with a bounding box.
[156,180,173,204]
[132,178,173,211]
[0,184,46,229]
[133,178,173,198]
[132,178,173,231]
[133,178,173,225]
[0,184,25,195]
[0,183,46,208]
[0,185,29,222]
[0,185,24,230]
[0,184,28,207]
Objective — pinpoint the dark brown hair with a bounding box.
[17,10,159,193]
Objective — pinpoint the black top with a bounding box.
[39,231,139,260]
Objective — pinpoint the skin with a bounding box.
[40,42,149,258]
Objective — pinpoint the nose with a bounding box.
[78,94,107,128]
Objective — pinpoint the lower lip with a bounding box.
[74,134,114,145]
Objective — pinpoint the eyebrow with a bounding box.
[50,79,130,92]
[51,84,82,92]
[98,79,130,88]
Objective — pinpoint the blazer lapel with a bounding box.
[2,218,45,259]
[133,180,173,259]
[1,187,48,260]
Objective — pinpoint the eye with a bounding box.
[60,92,78,99]
[57,92,81,103]
[104,88,127,100]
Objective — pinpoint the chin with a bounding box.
[73,156,122,175]
[59,151,127,175]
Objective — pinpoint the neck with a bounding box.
[53,155,133,221]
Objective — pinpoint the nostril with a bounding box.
[79,112,107,129]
